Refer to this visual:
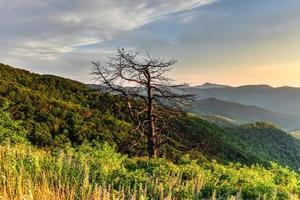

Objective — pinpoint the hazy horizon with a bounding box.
[1,0,300,87]
[3,61,300,88]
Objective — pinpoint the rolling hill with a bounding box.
[180,116,300,169]
[226,122,300,169]
[185,83,300,117]
[190,97,300,130]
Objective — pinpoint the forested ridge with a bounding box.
[1,63,300,167]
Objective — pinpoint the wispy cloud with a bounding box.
[0,0,217,59]
[1,0,300,87]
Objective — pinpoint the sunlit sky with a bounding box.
[1,0,300,87]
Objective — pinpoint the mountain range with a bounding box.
[188,83,300,115]
[181,83,300,130]
[190,97,300,130]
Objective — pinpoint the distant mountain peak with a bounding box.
[237,84,273,90]
[197,82,230,89]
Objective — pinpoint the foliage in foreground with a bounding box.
[0,144,299,200]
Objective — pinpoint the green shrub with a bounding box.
[0,101,28,144]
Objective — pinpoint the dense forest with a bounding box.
[0,63,300,199]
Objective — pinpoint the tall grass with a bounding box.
[0,144,196,200]
[0,144,299,200]
[0,145,115,200]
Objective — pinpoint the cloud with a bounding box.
[0,0,217,60]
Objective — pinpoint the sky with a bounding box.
[1,0,300,87]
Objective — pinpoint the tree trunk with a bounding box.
[146,71,157,158]
[147,135,156,158]
[147,99,157,158]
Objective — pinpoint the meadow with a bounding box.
[0,143,299,200]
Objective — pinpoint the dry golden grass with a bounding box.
[0,144,299,200]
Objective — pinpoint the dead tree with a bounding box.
[92,48,194,158]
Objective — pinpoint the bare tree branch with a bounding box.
[92,48,195,158]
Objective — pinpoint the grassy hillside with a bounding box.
[0,107,298,199]
[191,97,300,130]
[1,63,300,170]
[1,143,299,199]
